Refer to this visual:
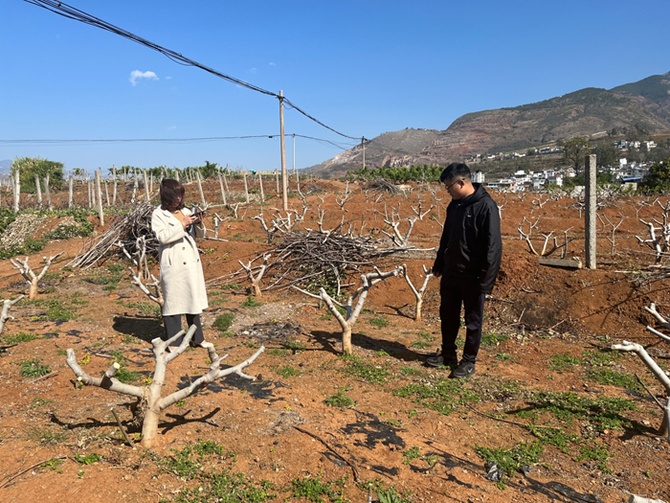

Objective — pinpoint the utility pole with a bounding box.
[292,133,296,175]
[362,137,366,169]
[585,154,597,269]
[279,90,288,211]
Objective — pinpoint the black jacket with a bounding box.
[432,183,502,294]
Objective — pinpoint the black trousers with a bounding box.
[162,313,204,346]
[439,276,486,364]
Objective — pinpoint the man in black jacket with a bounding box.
[427,163,502,378]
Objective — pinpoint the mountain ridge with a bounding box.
[307,71,670,178]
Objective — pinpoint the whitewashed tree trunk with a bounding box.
[44,173,52,210]
[66,325,265,448]
[68,176,74,208]
[12,172,20,213]
[95,170,104,226]
[34,175,43,209]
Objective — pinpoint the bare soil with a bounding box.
[1,180,669,503]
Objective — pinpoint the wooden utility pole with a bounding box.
[279,90,288,211]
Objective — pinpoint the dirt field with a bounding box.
[0,178,669,502]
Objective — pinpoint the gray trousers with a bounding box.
[162,313,204,346]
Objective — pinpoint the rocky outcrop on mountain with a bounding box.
[307,71,670,178]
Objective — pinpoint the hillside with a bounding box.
[307,71,670,177]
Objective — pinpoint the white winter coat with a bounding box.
[151,206,209,316]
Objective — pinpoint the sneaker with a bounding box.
[190,341,214,349]
[426,354,458,369]
[450,361,475,379]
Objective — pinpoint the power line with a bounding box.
[22,0,363,141]
[0,133,357,150]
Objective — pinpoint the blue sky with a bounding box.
[1,0,669,174]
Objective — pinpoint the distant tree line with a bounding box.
[348,164,444,183]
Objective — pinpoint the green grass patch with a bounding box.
[276,364,301,379]
[528,391,635,432]
[114,367,141,384]
[2,331,39,344]
[161,441,276,502]
[26,426,67,445]
[577,443,612,473]
[410,330,435,350]
[340,354,391,384]
[19,358,52,378]
[481,331,509,346]
[290,474,346,502]
[582,349,620,366]
[586,368,643,393]
[476,440,544,477]
[547,353,582,371]
[325,387,355,408]
[369,315,389,328]
[394,377,478,415]
[213,312,235,333]
[73,453,102,465]
[241,295,262,308]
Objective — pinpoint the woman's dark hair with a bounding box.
[159,179,185,212]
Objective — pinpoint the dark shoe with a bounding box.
[426,353,458,369]
[450,361,475,379]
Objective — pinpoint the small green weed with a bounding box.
[277,364,302,378]
[369,315,389,328]
[481,331,508,346]
[398,366,422,377]
[395,377,477,415]
[577,443,611,473]
[410,330,435,350]
[40,457,65,472]
[2,332,39,344]
[375,486,410,503]
[528,426,577,453]
[547,353,582,371]
[325,387,355,408]
[36,298,77,322]
[529,391,635,432]
[340,354,391,384]
[213,312,235,333]
[582,349,620,366]
[402,446,421,465]
[282,340,306,353]
[241,295,262,308]
[290,474,346,502]
[586,368,642,393]
[74,453,102,465]
[19,358,52,378]
[475,440,544,477]
[31,397,53,408]
[114,367,141,384]
[27,426,66,445]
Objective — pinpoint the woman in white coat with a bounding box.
[151,179,211,348]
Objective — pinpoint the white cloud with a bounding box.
[129,70,159,86]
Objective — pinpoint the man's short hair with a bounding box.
[440,163,471,183]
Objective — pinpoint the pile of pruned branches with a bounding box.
[364,179,402,194]
[67,201,157,269]
[235,226,406,295]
